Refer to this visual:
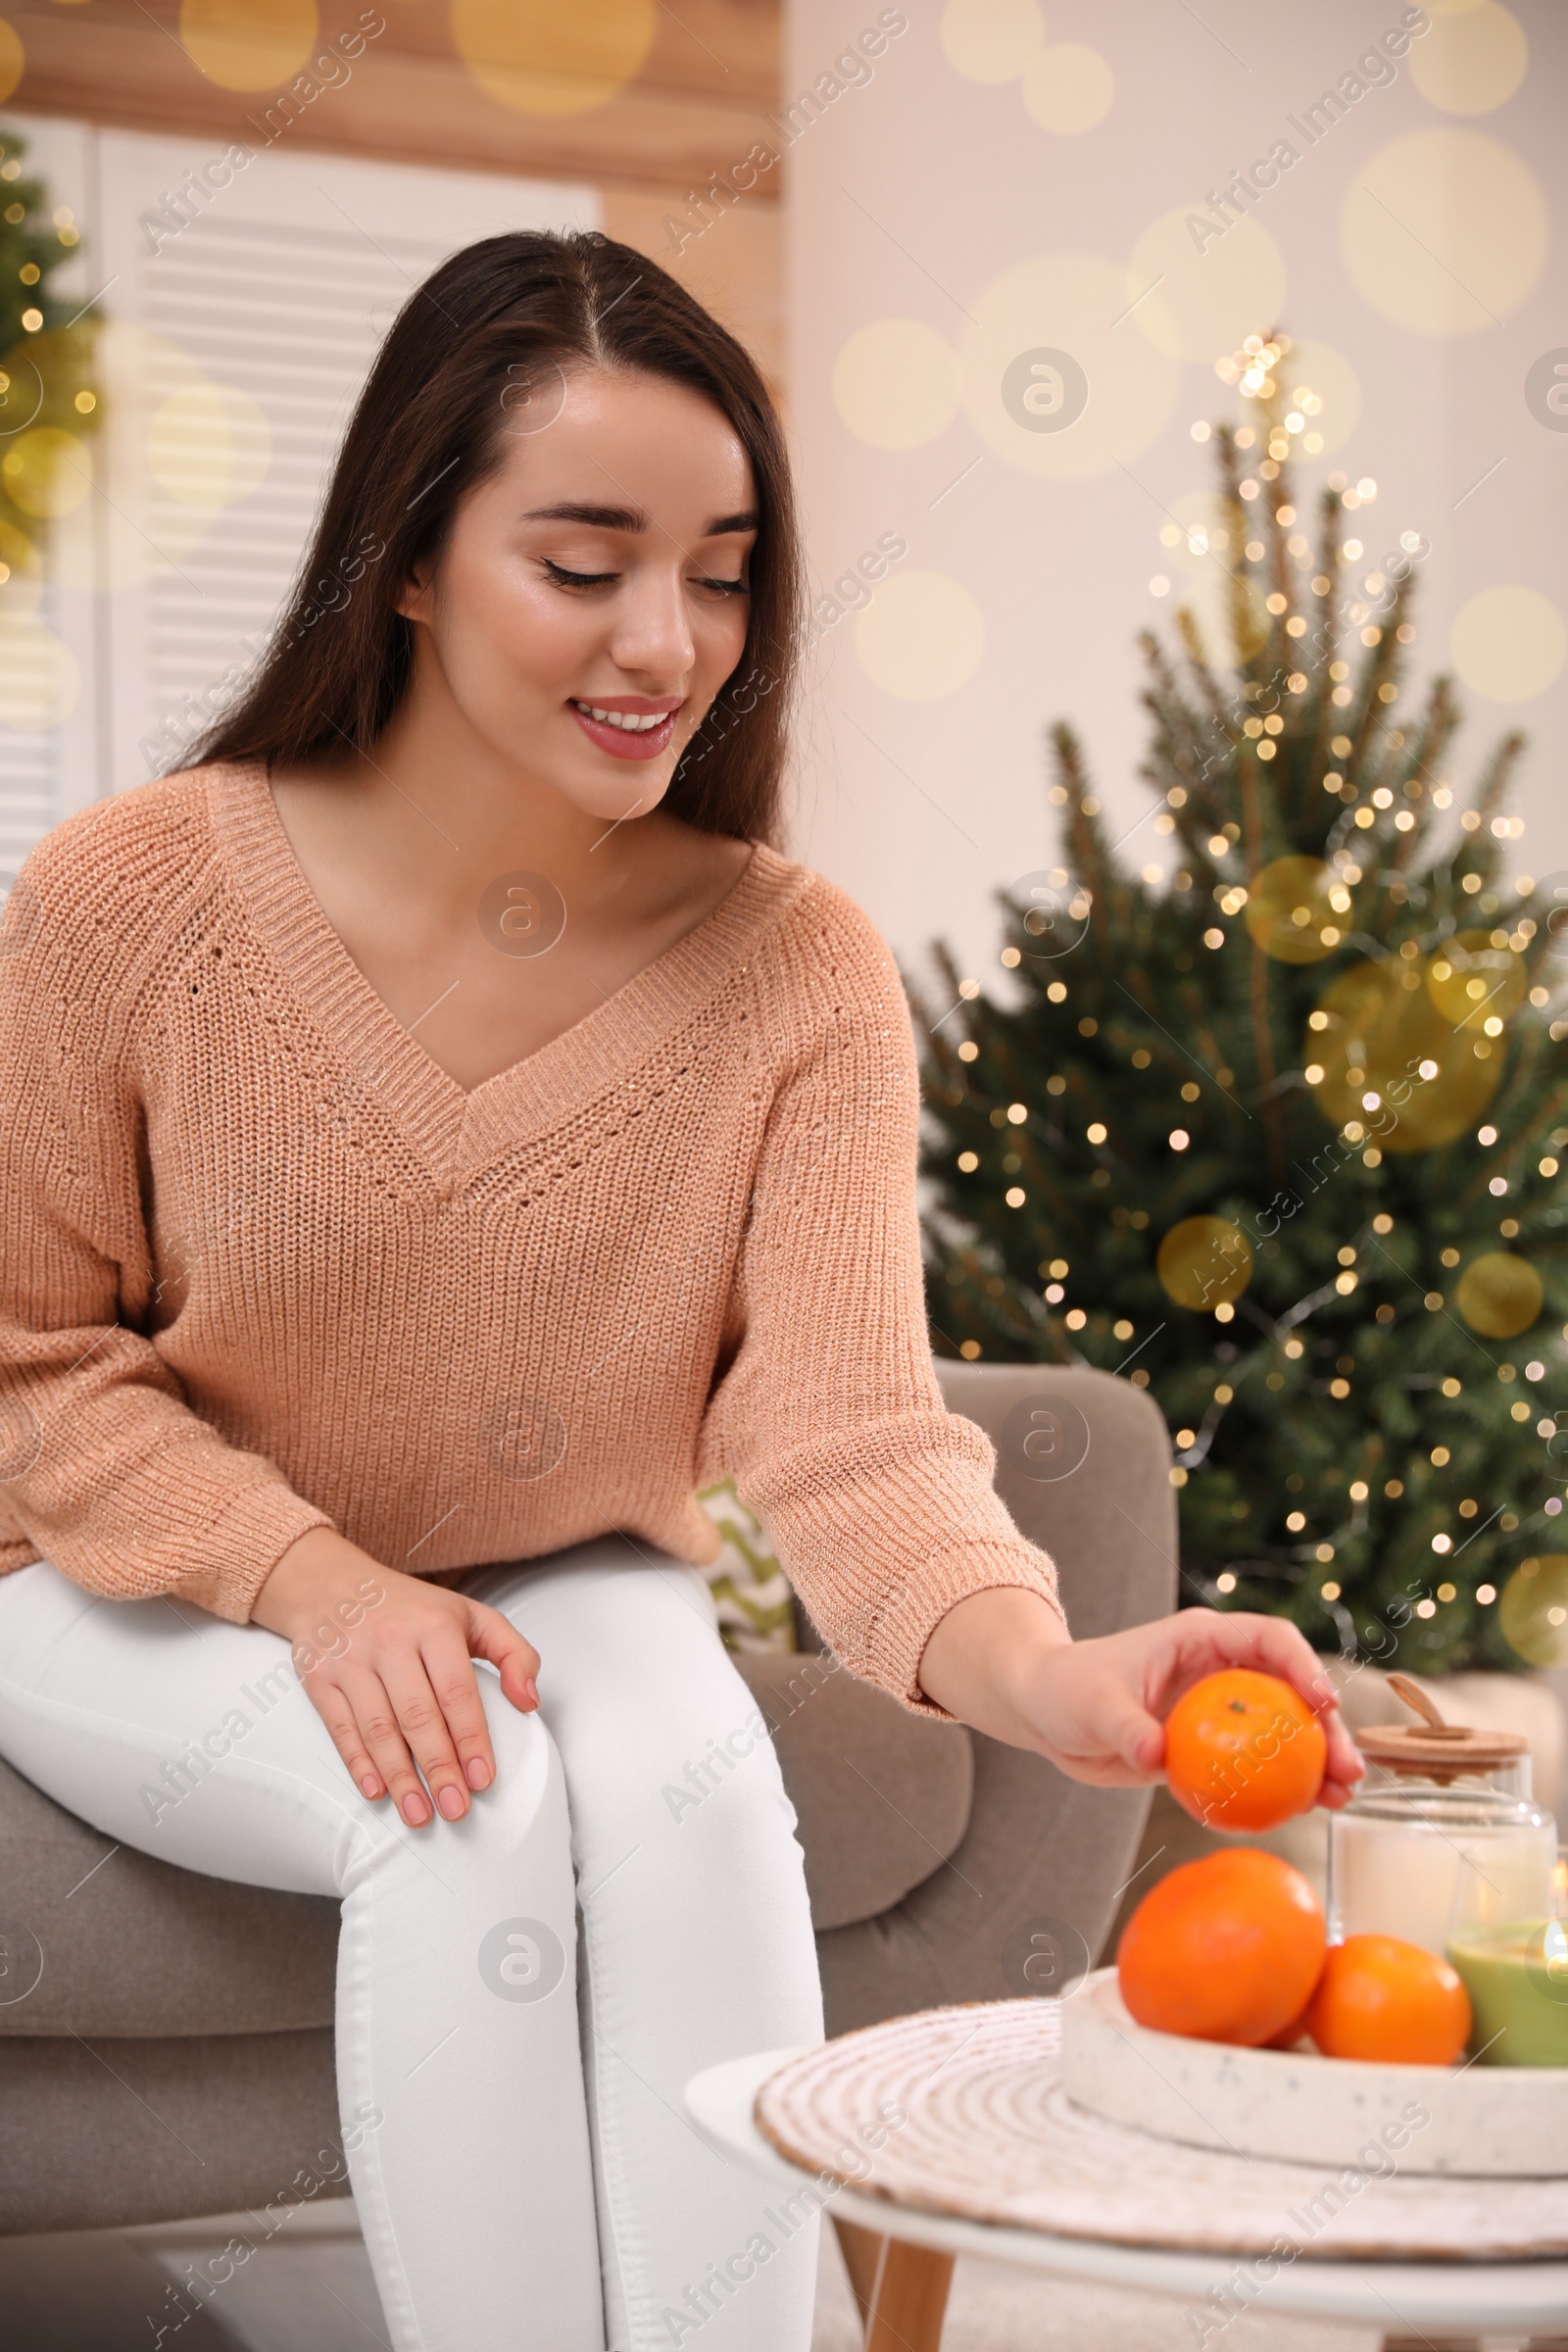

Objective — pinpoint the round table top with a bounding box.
[684,2042,1568,2334]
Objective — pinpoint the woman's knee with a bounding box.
[430,1677,564,1865]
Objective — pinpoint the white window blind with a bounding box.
[0,116,598,884]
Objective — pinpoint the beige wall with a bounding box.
[782,0,1568,985]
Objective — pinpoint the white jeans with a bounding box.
[0,1535,826,2352]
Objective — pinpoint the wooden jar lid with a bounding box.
[1357,1723,1528,1774]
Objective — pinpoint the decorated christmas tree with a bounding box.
[914,333,1568,1676]
[0,124,99,567]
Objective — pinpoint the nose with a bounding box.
[608,552,696,685]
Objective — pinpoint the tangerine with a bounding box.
[1118,1847,1327,2045]
[1307,1936,1472,2066]
[1164,1667,1327,1831]
[1263,2007,1313,2051]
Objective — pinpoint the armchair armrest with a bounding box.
[811,1360,1177,2033]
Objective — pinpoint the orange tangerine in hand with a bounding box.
[1118,1847,1327,2046]
[1307,1936,1472,2066]
[1164,1667,1327,1831]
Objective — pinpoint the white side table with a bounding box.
[687,2043,1568,2352]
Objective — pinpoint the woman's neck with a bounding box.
[264,662,754,1095]
[295,672,665,937]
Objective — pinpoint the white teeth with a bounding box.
[575,702,667,732]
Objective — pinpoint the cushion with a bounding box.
[0,2027,346,2235]
[0,1753,337,2038]
[695,1476,797,1653]
[734,1651,973,1932]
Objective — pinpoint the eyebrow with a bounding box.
[523,500,760,536]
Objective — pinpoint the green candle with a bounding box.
[1446,1923,1568,2067]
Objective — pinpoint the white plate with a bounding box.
[1060,1969,1568,2178]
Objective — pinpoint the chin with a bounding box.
[563,764,673,824]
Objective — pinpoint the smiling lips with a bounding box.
[570,696,683,761]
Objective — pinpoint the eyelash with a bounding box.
[541,559,749,597]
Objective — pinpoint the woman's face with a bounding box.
[399,367,760,824]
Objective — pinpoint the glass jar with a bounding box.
[1327,1722,1558,1959]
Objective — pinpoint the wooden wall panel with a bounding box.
[603,184,781,389]
[4,0,782,373]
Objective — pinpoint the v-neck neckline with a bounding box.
[207,758,803,1186]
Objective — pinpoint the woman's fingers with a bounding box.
[378,1652,472,1823]
[339,1667,439,1826]
[1149,1606,1335,1709]
[1226,1612,1343,1713]
[1144,1609,1366,1804]
[307,1677,388,1802]
[1025,1642,1166,1784]
[1203,1614,1366,1795]
[421,1624,502,1795]
[294,1586,543,1824]
[1085,1674,1164,1777]
[466,1599,541,1714]
[1320,1708,1366,1796]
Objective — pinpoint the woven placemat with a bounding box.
[754,1999,1568,2261]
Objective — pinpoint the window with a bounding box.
[0,116,595,888]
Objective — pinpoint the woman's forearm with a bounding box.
[915,1585,1072,1745]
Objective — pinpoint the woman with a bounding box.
[0,232,1358,2351]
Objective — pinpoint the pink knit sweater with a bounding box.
[0,761,1063,1714]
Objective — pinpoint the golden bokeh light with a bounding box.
[1129,209,1287,368]
[1426,930,1527,1028]
[147,379,271,510]
[0,612,79,731]
[1245,856,1341,964]
[1021,43,1114,133]
[0,518,42,618]
[1156,1216,1254,1313]
[855,569,984,701]
[1157,489,1233,580]
[1306,956,1499,1152]
[1180,564,1271,669]
[453,0,656,116]
[960,253,1180,482]
[0,21,23,104]
[1449,585,1567,703]
[1409,0,1527,113]
[1499,1555,1568,1670]
[939,0,1044,82]
[179,0,318,92]
[1341,129,1545,333]
[2,427,91,520]
[1278,336,1360,458]
[1454,1250,1544,1340]
[47,325,224,592]
[832,320,962,451]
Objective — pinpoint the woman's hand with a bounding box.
[916,1588,1363,1810]
[252,1526,539,1827]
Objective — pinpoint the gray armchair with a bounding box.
[0,1361,1176,2237]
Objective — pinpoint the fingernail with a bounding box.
[437,1786,466,1821]
[403,1794,429,1825]
[466,1757,491,1790]
[361,1775,380,1798]
[524,1678,539,1708]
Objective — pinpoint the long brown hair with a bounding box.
[192,230,801,847]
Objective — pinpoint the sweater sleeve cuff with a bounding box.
[871,1538,1068,1720]
[172,1483,338,1625]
